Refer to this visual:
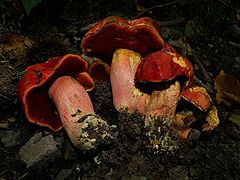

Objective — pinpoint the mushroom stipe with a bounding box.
[49,76,113,151]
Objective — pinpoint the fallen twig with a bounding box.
[229,41,240,49]
[134,0,185,18]
[0,146,12,154]
[157,17,185,27]
[192,51,213,83]
[0,93,11,101]
[0,52,7,61]
[80,22,97,32]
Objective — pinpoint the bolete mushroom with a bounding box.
[110,48,181,150]
[81,16,165,64]
[18,54,112,150]
[110,48,181,121]
[17,54,90,131]
[134,43,216,139]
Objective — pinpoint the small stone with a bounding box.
[63,141,79,161]
[0,129,21,148]
[168,165,189,180]
[227,109,240,139]
[19,132,62,169]
[0,117,16,129]
[55,168,72,180]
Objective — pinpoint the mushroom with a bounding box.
[48,76,113,150]
[134,43,216,138]
[110,48,181,150]
[17,54,112,150]
[110,48,181,121]
[17,54,90,131]
[81,16,165,64]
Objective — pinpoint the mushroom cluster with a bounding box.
[18,16,219,151]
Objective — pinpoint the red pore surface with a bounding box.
[75,71,95,91]
[88,59,110,81]
[17,54,89,131]
[135,47,193,85]
[81,16,165,63]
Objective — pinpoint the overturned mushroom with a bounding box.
[17,54,112,150]
[81,16,165,64]
[17,54,90,131]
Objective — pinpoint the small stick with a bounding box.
[134,0,185,18]
[229,41,240,49]
[0,52,7,61]
[0,93,11,101]
[157,17,185,27]
[80,22,97,32]
[192,51,212,83]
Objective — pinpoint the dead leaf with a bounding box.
[0,34,33,59]
[214,70,240,106]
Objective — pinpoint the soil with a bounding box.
[0,0,240,179]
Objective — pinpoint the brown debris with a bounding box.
[214,70,240,106]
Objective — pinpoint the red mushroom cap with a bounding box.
[81,16,165,64]
[17,54,91,131]
[135,47,193,87]
[181,85,212,112]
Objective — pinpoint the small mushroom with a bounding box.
[110,48,181,120]
[134,43,218,139]
[181,85,212,112]
[81,16,165,64]
[48,76,113,150]
[17,54,90,131]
